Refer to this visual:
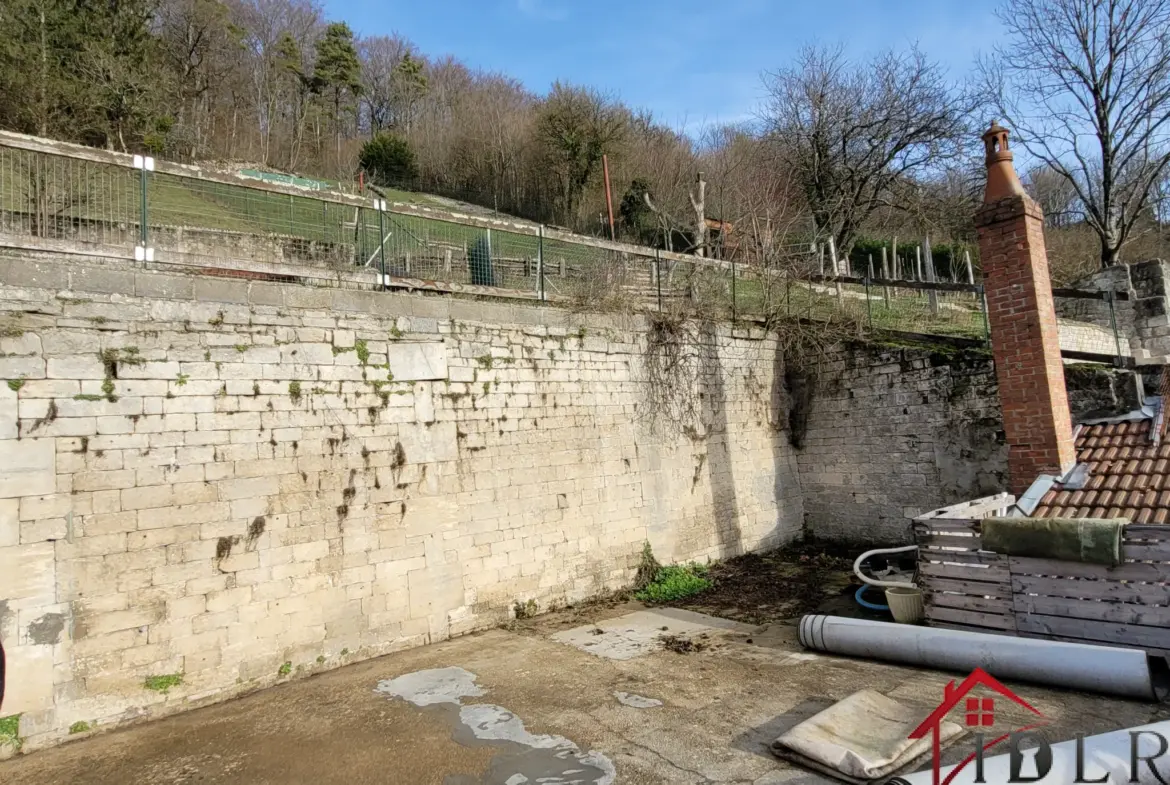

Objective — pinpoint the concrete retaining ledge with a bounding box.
[0,251,648,336]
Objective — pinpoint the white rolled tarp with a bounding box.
[799,615,1159,701]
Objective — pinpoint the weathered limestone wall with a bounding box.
[793,341,1141,542]
[795,343,1008,543]
[0,253,802,753]
[1059,260,1170,364]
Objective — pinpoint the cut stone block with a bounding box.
[387,342,447,381]
[0,438,56,498]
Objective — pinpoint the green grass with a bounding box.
[143,673,183,694]
[68,721,92,734]
[0,714,21,751]
[0,146,436,247]
[278,661,292,676]
[733,278,988,340]
[635,563,712,604]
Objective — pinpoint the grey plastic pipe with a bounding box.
[800,614,1158,700]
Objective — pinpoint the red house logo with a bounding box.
[905,668,1047,785]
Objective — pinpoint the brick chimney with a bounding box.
[975,122,1076,494]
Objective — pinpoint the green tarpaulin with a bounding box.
[981,517,1126,566]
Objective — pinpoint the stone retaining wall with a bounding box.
[0,253,802,753]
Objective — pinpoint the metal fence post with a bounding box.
[655,249,663,311]
[376,198,387,290]
[730,259,737,321]
[538,224,545,302]
[865,276,873,331]
[132,154,154,261]
[1106,291,1124,366]
[979,284,992,347]
[139,166,148,248]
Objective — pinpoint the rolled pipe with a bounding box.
[853,545,918,588]
[800,614,1158,701]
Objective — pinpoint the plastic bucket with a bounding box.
[885,586,925,624]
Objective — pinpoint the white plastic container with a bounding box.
[884,585,924,624]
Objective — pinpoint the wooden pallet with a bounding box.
[914,495,1170,656]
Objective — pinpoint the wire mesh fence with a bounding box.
[0,133,1132,361]
[0,143,141,245]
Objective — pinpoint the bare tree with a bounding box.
[1024,164,1081,228]
[761,45,971,259]
[534,82,627,226]
[358,34,414,133]
[982,0,1170,267]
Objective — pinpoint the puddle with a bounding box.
[377,667,616,785]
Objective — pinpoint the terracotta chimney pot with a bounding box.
[982,121,1027,204]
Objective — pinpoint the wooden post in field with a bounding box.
[829,236,844,307]
[881,246,891,305]
[923,235,939,315]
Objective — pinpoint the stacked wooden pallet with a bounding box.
[914,494,1170,656]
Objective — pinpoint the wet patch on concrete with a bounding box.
[614,691,663,709]
[378,667,616,785]
[552,607,754,660]
[377,666,484,706]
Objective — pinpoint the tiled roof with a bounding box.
[1033,419,1170,523]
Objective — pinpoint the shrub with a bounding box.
[359,133,418,188]
[468,233,495,286]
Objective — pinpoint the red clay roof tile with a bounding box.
[1037,414,1169,523]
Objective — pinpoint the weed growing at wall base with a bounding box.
[143,673,183,694]
[635,563,712,603]
[0,714,21,751]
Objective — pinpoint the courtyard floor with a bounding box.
[1,598,1166,785]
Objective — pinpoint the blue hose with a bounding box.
[855,584,890,612]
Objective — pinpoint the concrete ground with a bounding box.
[2,602,1167,785]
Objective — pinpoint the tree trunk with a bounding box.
[689,171,707,257]
[1101,240,1121,267]
[38,1,48,137]
[1101,219,1122,267]
[334,89,342,176]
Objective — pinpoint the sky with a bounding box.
[322,0,1005,135]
